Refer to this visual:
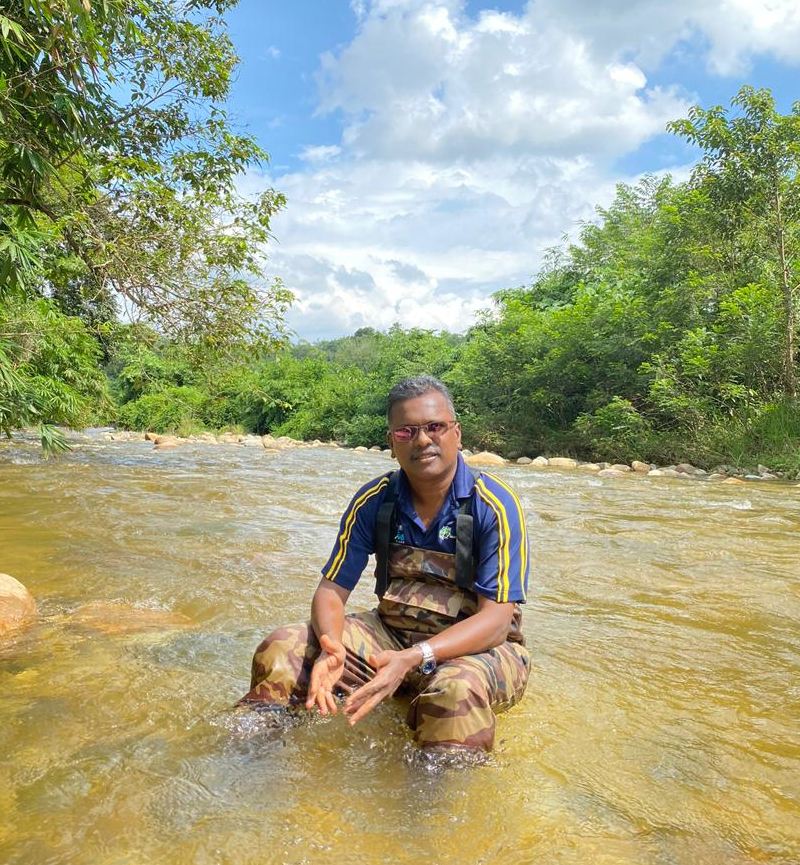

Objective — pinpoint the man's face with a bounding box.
[387,390,462,485]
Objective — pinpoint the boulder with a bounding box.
[760,472,778,480]
[240,435,263,448]
[577,463,601,472]
[217,432,241,444]
[369,445,382,452]
[516,456,532,465]
[675,463,697,474]
[609,463,632,473]
[532,456,549,467]
[144,431,159,442]
[647,469,665,477]
[631,460,650,473]
[153,435,180,449]
[354,446,369,453]
[465,451,506,466]
[548,457,579,469]
[661,468,683,477]
[722,477,747,485]
[598,468,627,478]
[0,573,36,636]
[757,464,771,475]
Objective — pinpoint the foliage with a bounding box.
[0,296,109,452]
[667,86,800,397]
[574,397,653,462]
[0,0,290,346]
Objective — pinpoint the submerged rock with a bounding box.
[69,602,192,635]
[0,573,36,636]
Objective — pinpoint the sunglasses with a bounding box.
[390,421,457,442]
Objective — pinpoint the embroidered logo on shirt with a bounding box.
[438,525,454,541]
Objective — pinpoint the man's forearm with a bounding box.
[310,579,349,643]
[423,598,514,664]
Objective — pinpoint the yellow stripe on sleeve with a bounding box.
[324,474,391,583]
[482,472,528,602]
[475,478,511,602]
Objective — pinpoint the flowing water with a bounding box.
[1,431,798,865]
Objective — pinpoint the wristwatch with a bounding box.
[417,640,436,675]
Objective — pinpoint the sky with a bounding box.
[222,0,800,342]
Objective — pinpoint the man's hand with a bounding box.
[306,634,346,716]
[343,648,417,725]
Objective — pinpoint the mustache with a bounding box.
[411,447,440,460]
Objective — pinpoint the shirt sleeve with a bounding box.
[320,473,392,591]
[472,472,529,603]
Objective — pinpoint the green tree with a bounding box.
[668,86,800,397]
[0,0,289,344]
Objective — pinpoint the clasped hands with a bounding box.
[305,634,419,725]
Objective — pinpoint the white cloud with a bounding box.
[298,144,342,163]
[252,0,800,340]
[319,1,691,162]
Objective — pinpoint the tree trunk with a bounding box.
[774,190,797,399]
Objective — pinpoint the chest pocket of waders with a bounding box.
[373,469,480,638]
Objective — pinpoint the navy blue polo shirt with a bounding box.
[321,454,529,603]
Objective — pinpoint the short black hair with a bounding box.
[386,376,455,422]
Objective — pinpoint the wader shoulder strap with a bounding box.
[374,472,398,599]
[374,467,482,598]
[454,466,480,590]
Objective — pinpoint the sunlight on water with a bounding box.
[1,432,799,864]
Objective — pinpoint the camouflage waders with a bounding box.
[241,545,530,751]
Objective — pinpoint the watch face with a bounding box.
[421,659,436,675]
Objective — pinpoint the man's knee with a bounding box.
[408,665,495,751]
[246,622,315,701]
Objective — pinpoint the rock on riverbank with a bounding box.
[46,428,798,484]
[0,574,36,637]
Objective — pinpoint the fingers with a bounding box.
[345,686,386,725]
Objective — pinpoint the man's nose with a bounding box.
[415,427,434,445]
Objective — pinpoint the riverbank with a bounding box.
[41,427,800,485]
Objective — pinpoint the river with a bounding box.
[1,432,798,865]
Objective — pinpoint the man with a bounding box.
[240,375,530,753]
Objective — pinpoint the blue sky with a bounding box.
[221,0,800,341]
